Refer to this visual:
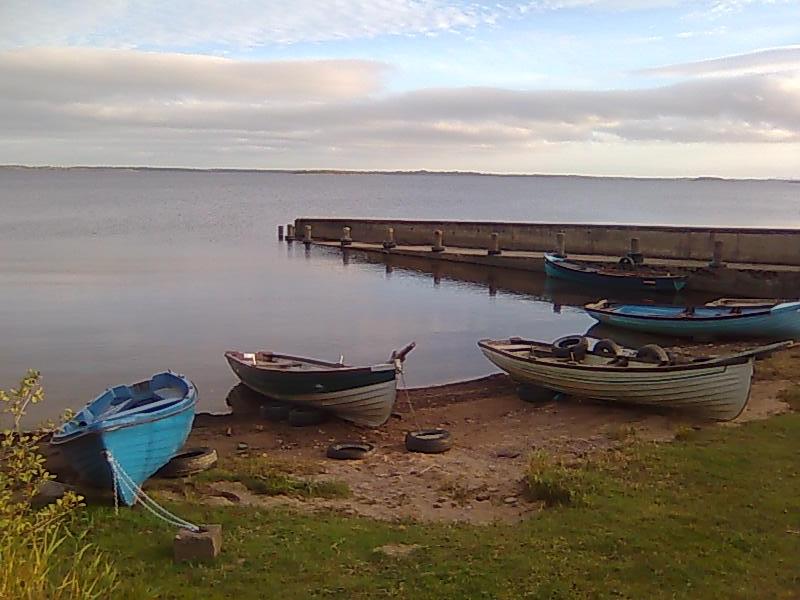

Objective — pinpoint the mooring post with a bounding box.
[285,224,295,242]
[382,227,397,250]
[303,225,312,246]
[340,226,352,246]
[487,232,502,256]
[710,240,725,268]
[431,229,445,253]
[277,225,284,241]
[629,237,643,264]
[555,231,566,257]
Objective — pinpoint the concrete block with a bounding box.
[174,524,222,562]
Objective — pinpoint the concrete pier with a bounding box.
[291,217,800,297]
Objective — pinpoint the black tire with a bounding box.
[594,338,623,357]
[405,429,452,454]
[259,402,290,422]
[618,256,636,270]
[326,442,375,460]
[636,344,670,365]
[552,335,588,360]
[288,407,328,427]
[517,385,556,403]
[155,447,218,478]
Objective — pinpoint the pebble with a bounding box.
[503,496,518,505]
[475,493,490,502]
[432,502,443,509]
[237,442,249,451]
[487,487,499,493]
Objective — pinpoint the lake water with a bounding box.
[2,168,798,423]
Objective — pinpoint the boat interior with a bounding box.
[228,350,352,370]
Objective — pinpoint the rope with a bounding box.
[399,371,421,431]
[105,451,201,533]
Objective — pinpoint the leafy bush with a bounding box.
[0,370,118,599]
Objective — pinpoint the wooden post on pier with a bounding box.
[431,229,445,253]
[278,225,284,241]
[487,232,502,256]
[340,226,352,246]
[555,231,566,258]
[382,227,397,250]
[629,237,643,264]
[285,224,295,242]
[303,225,312,246]
[710,240,725,268]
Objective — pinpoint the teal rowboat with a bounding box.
[51,372,196,506]
[585,299,800,340]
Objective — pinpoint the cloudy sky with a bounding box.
[1,1,799,176]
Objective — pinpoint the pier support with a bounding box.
[303,225,313,246]
[431,229,445,253]
[285,224,295,242]
[487,232,502,256]
[278,225,284,241]
[382,227,397,250]
[710,240,725,268]
[340,226,352,247]
[555,232,566,258]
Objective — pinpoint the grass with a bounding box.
[777,385,800,411]
[191,454,350,499]
[84,414,800,599]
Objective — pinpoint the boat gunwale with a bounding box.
[477,338,792,373]
[224,350,395,375]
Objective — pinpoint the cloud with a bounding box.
[0,47,798,175]
[0,48,388,102]
[640,45,800,77]
[0,1,503,49]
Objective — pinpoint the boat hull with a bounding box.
[585,302,800,340]
[479,342,754,420]
[544,254,686,293]
[226,355,397,427]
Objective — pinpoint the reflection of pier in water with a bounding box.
[334,246,716,309]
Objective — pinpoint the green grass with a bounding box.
[84,414,800,599]
[169,454,350,500]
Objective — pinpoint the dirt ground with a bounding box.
[178,362,793,524]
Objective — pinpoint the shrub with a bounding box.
[0,370,118,599]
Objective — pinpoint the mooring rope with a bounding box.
[105,451,201,533]
[399,371,421,431]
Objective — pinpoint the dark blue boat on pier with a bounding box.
[544,253,687,293]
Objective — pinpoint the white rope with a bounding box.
[105,451,201,533]
[399,371,421,430]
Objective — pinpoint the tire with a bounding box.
[594,338,623,357]
[155,447,218,478]
[636,344,670,365]
[618,256,635,270]
[517,384,556,403]
[288,407,328,427]
[259,402,290,422]
[405,429,452,454]
[326,442,375,460]
[552,335,588,360]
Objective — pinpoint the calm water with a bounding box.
[2,168,798,422]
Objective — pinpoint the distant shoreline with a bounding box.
[0,164,796,183]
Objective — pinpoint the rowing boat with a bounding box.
[225,343,415,427]
[478,337,790,420]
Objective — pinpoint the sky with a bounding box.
[0,1,799,176]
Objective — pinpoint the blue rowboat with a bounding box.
[544,253,687,293]
[585,299,800,340]
[51,372,196,505]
